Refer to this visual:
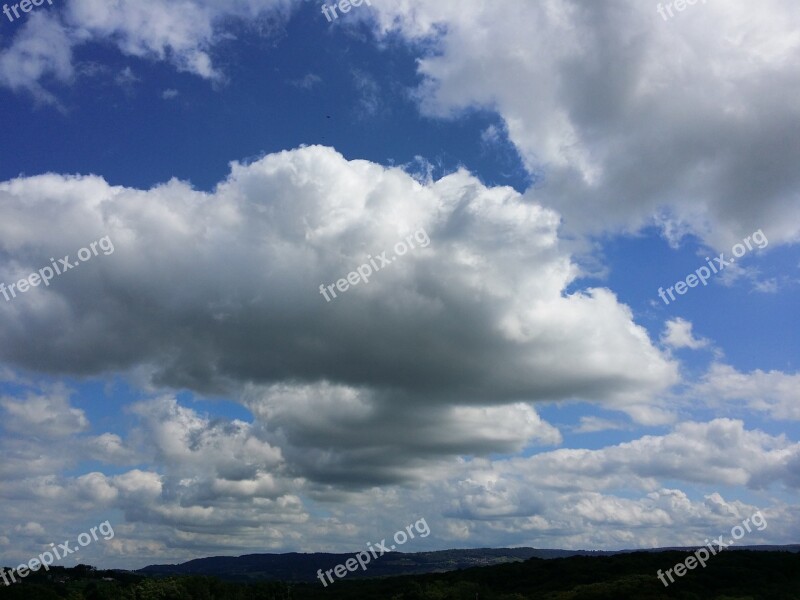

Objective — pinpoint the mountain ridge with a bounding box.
[137,544,800,582]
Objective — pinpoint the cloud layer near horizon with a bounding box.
[1,382,797,568]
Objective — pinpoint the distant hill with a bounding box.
[137,544,800,582]
[138,548,609,582]
[5,548,800,599]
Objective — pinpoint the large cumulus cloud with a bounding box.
[0,146,678,418]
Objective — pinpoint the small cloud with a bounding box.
[0,366,17,383]
[0,386,89,437]
[653,211,701,250]
[481,124,502,144]
[401,155,437,185]
[753,277,778,293]
[351,68,380,117]
[14,522,45,536]
[573,416,629,433]
[77,62,109,79]
[115,67,140,90]
[162,89,179,100]
[85,432,139,465]
[661,317,710,350]
[289,73,322,90]
[717,263,784,293]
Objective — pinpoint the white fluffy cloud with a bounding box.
[0,386,88,437]
[0,146,678,426]
[661,317,710,350]
[128,396,287,499]
[368,0,800,249]
[694,363,800,420]
[0,0,298,101]
[496,418,800,493]
[0,12,74,104]
[0,387,139,487]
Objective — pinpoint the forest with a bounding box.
[0,550,798,599]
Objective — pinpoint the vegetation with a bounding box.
[1,550,798,599]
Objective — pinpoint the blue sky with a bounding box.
[0,0,798,570]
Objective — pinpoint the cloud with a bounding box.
[0,12,74,105]
[0,384,140,490]
[288,73,322,89]
[115,66,140,89]
[14,522,46,536]
[694,363,800,420]
[501,418,800,492]
[3,0,799,254]
[572,416,629,434]
[368,0,800,249]
[351,68,381,116]
[481,125,502,146]
[0,0,797,570]
[0,146,678,427]
[1,387,796,566]
[85,433,141,464]
[243,383,562,486]
[129,396,284,484]
[753,277,780,293]
[661,317,710,350]
[0,386,89,437]
[5,0,798,253]
[66,0,223,80]
[0,0,301,98]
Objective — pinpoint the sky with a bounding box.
[0,0,799,571]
